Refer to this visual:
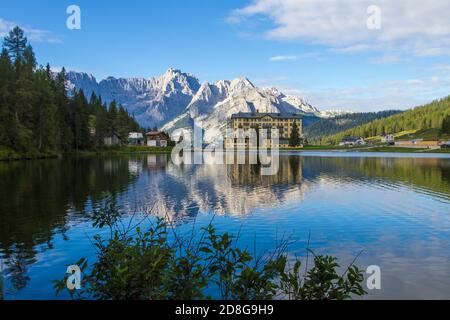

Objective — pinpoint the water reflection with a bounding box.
[0,157,138,292]
[0,153,449,297]
[300,156,450,200]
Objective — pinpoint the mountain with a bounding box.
[304,110,402,142]
[318,109,355,118]
[66,68,201,128]
[324,96,450,143]
[65,68,350,142]
[162,78,321,142]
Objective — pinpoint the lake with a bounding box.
[0,152,449,299]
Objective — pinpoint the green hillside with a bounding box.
[323,96,450,144]
[304,110,401,142]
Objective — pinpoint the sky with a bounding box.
[1,0,450,112]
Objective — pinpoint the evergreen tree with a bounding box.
[116,106,130,140]
[55,67,73,151]
[289,121,301,147]
[442,116,450,135]
[94,104,108,146]
[0,49,14,147]
[106,100,118,136]
[72,90,92,150]
[32,68,57,150]
[6,30,36,151]
[2,26,28,63]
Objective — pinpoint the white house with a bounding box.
[128,132,144,145]
[339,136,366,147]
[440,140,450,148]
[381,134,395,144]
[146,132,169,147]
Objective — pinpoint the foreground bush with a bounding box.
[55,199,366,300]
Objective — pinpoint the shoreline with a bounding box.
[1,145,449,162]
[0,146,173,162]
[283,146,450,154]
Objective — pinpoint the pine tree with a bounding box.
[116,106,131,140]
[55,68,73,151]
[5,28,36,151]
[72,90,92,151]
[442,116,450,135]
[289,121,301,147]
[106,100,118,136]
[0,49,14,147]
[33,68,57,150]
[2,26,28,63]
[94,104,108,146]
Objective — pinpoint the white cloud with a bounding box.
[269,55,297,61]
[0,18,61,44]
[230,0,450,57]
[269,52,323,61]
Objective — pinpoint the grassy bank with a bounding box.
[423,148,450,153]
[303,145,450,153]
[0,147,59,161]
[286,145,450,154]
[283,145,371,152]
[364,146,429,153]
[3,144,448,161]
[300,145,351,151]
[363,146,450,153]
[67,146,174,157]
[0,145,173,161]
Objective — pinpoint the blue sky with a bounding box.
[1,0,450,111]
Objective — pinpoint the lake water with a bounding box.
[1,152,449,300]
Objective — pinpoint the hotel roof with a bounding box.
[231,112,302,120]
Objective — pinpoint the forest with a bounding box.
[304,110,402,143]
[0,27,141,158]
[324,96,450,144]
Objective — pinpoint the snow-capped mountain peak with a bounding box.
[65,68,201,126]
[64,68,349,141]
[319,109,355,118]
[230,77,255,93]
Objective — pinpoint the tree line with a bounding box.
[0,27,141,155]
[304,110,402,143]
[442,115,450,135]
[324,96,450,144]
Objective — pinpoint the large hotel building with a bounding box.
[224,112,303,149]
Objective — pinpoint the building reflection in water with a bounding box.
[141,153,308,220]
[228,153,303,186]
